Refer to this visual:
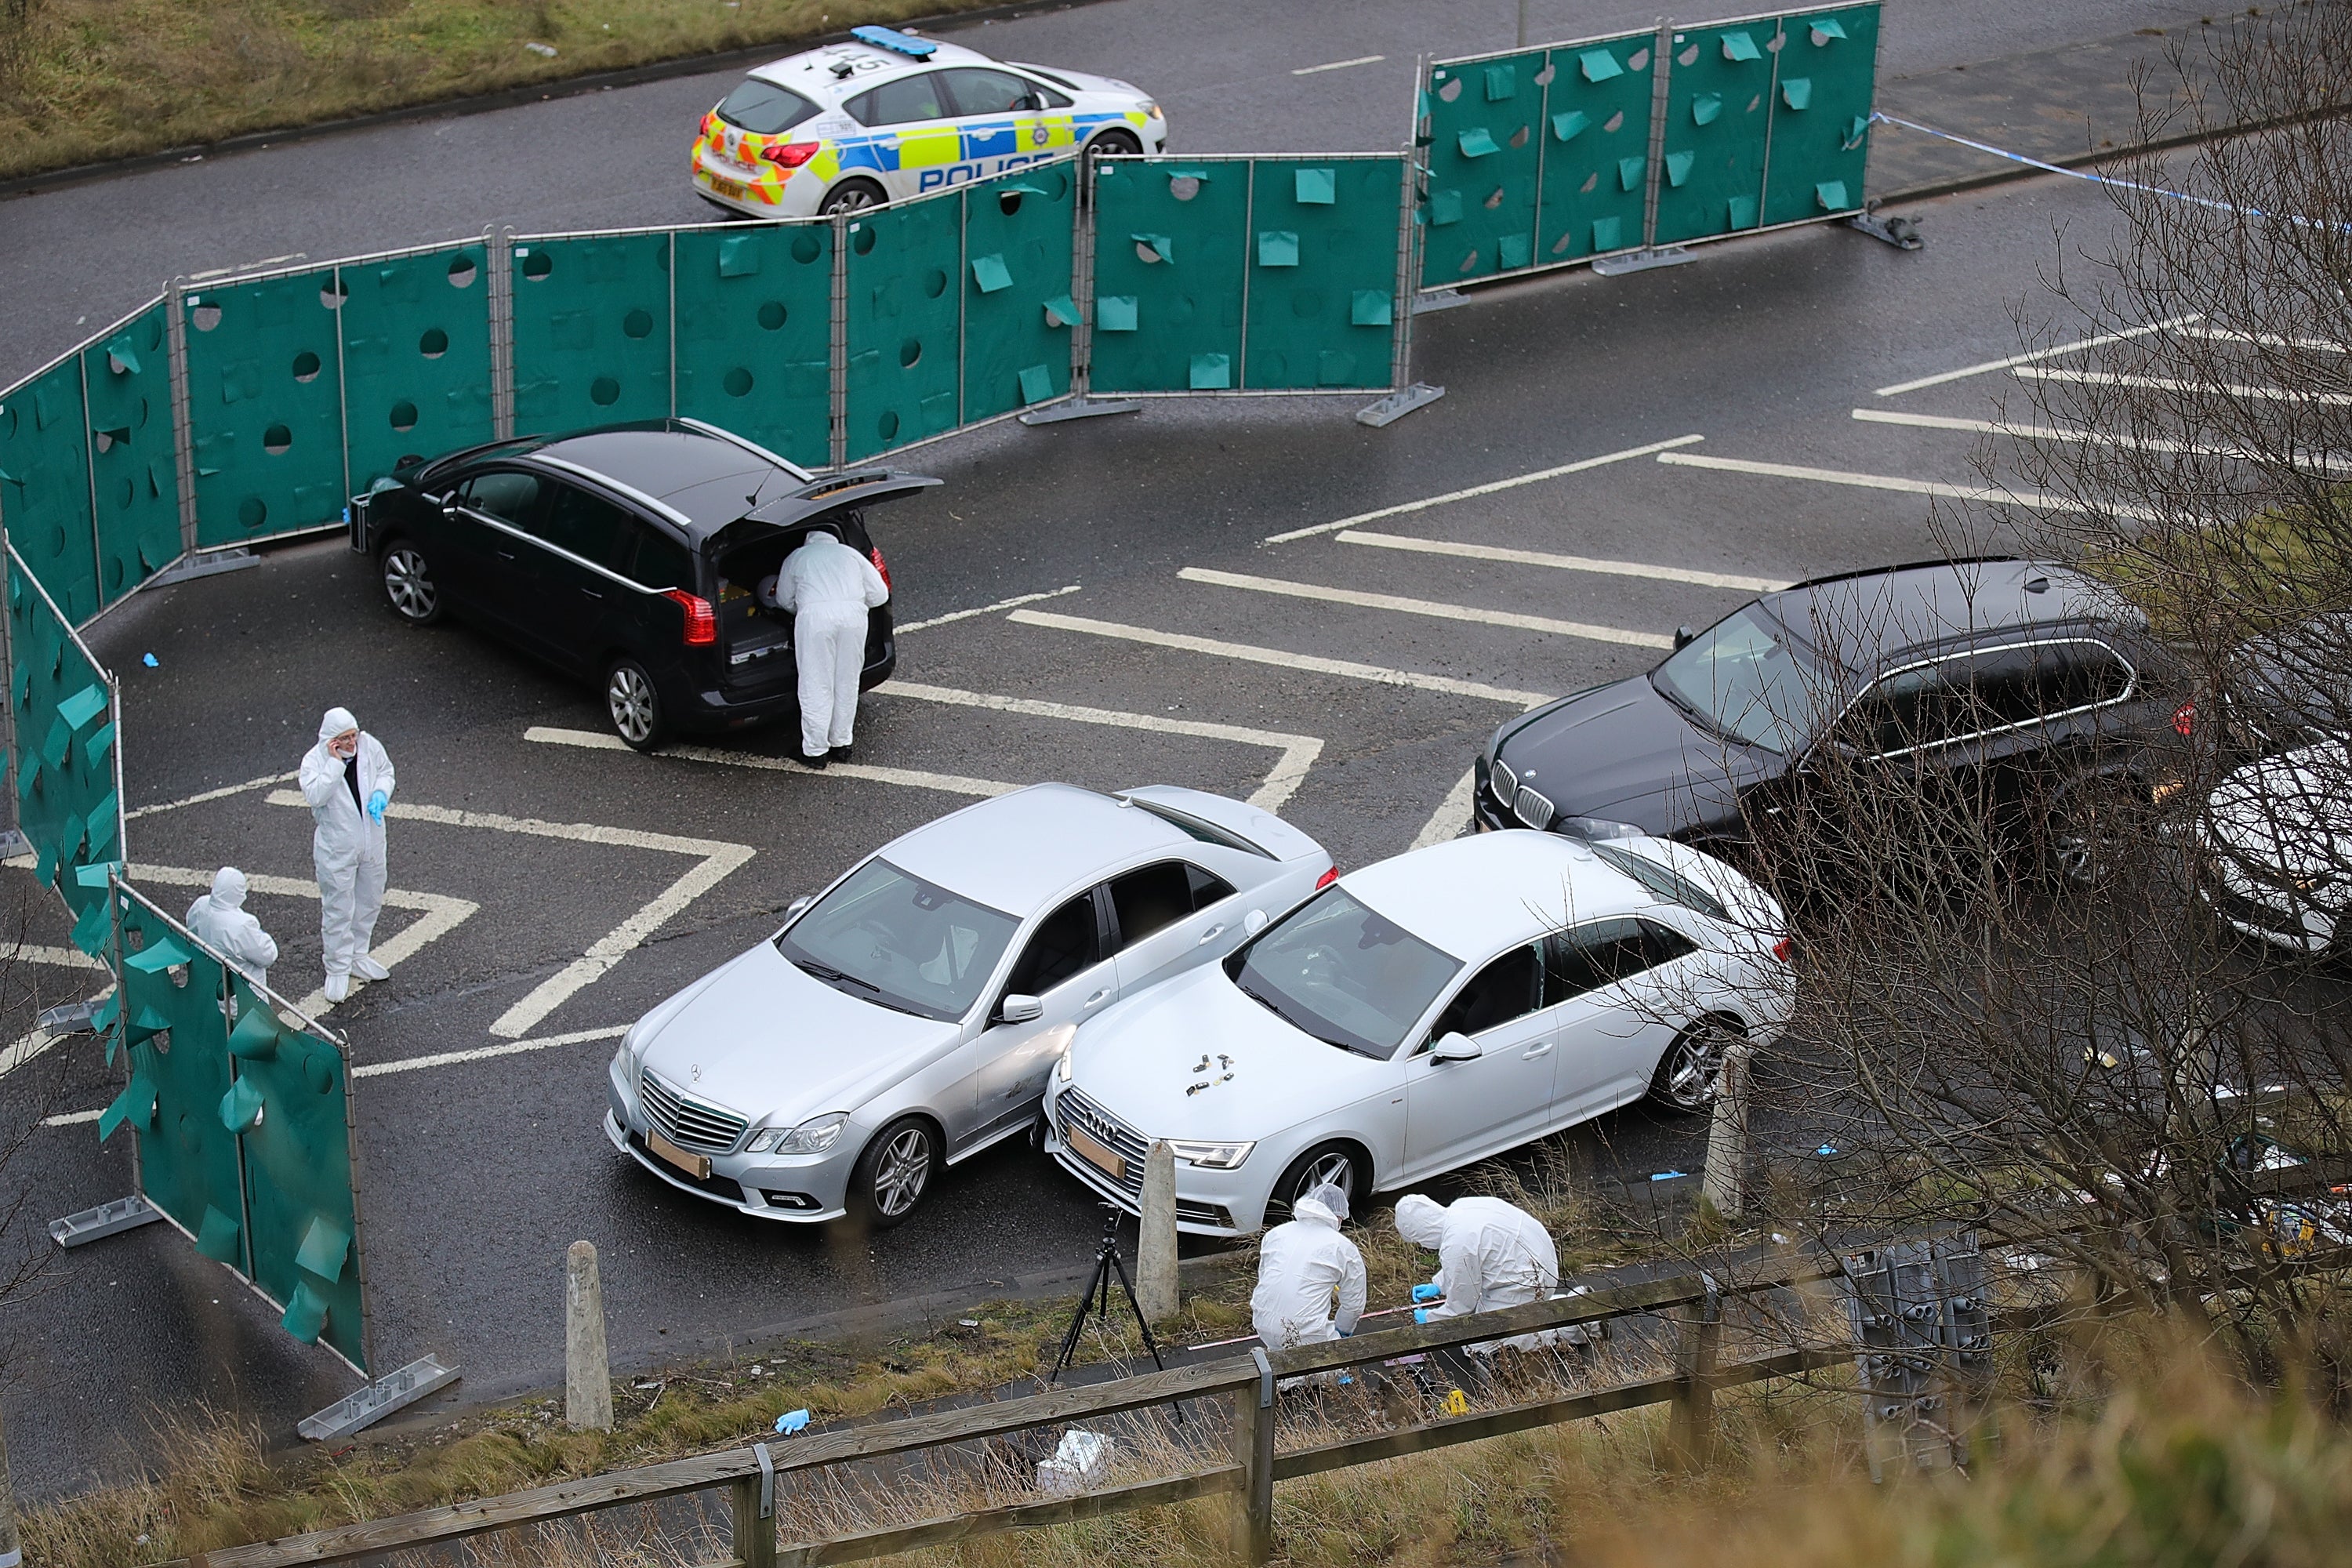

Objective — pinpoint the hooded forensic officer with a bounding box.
[298,706,395,1003]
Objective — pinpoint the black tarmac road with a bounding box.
[0,0,2202,1500]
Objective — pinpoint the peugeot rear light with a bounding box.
[869,545,892,590]
[664,589,718,646]
[1315,866,1339,890]
[761,141,822,169]
[2172,699,2197,738]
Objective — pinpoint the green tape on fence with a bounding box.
[0,360,100,621]
[674,221,835,471]
[1417,48,1548,287]
[1089,159,1247,394]
[511,234,674,434]
[83,303,182,605]
[844,193,964,462]
[182,269,350,548]
[1535,32,1656,265]
[960,159,1078,426]
[342,245,495,495]
[1653,20,1777,245]
[1762,5,1878,225]
[1243,159,1402,391]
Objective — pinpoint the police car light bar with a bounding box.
[850,25,936,58]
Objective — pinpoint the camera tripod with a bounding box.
[1047,1207,1182,1420]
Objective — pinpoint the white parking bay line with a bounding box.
[264,789,753,1039]
[895,583,1081,634]
[1262,434,1706,544]
[1294,54,1384,74]
[2013,364,2352,406]
[1411,770,1477,851]
[1008,608,1552,707]
[125,770,299,821]
[524,725,1014,800]
[886,682,1324,812]
[2,941,107,973]
[355,1024,628,1080]
[1872,314,2202,397]
[1851,407,2352,474]
[1177,568,1674,651]
[1655,451,2161,521]
[1337,531,1789,593]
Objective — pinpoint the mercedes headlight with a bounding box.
[748,1112,849,1156]
[1170,1139,1254,1170]
[1043,1022,1079,1083]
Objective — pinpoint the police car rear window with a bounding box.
[717,79,818,136]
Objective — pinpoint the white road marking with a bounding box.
[354,1024,628,1080]
[1261,434,1707,544]
[1654,450,2161,521]
[1411,770,1478,851]
[125,770,299,820]
[1294,54,1385,74]
[886,681,1324,812]
[1850,407,2352,474]
[127,862,481,1019]
[1008,608,1552,706]
[264,790,753,1039]
[1177,568,1674,651]
[1871,314,2202,396]
[2,942,107,972]
[1336,530,1790,593]
[44,1109,100,1127]
[895,583,1081,634]
[2182,326,2352,353]
[2013,364,2352,406]
[524,725,1014,799]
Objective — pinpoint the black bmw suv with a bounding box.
[1473,558,2188,875]
[350,419,929,750]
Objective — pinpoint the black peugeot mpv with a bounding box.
[350,419,931,750]
[1472,557,2190,878]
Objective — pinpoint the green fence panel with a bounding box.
[230,978,365,1371]
[0,360,100,621]
[83,303,183,604]
[1534,33,1659,265]
[343,245,495,494]
[5,553,118,915]
[512,233,674,436]
[107,895,244,1265]
[182,270,350,549]
[1089,160,1248,394]
[674,222,837,471]
[1418,49,1548,288]
[1762,5,1878,226]
[844,196,964,463]
[960,159,1080,425]
[1243,158,1402,391]
[1654,18,1778,245]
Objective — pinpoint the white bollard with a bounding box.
[566,1240,613,1431]
[1137,1140,1179,1322]
[1700,1040,1755,1220]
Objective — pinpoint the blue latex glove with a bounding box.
[1414,1308,1432,1325]
[367,789,388,824]
[1411,1283,1443,1303]
[775,1407,811,1435]
[1337,1324,1353,1338]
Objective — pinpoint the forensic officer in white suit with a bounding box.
[299,706,394,1003]
[761,525,889,770]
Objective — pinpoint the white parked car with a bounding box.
[607,783,1330,1228]
[1045,829,1794,1236]
[2198,739,2352,954]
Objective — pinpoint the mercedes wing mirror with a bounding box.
[998,993,1044,1025]
[1429,1031,1481,1063]
[1673,624,1697,651]
[785,895,815,922]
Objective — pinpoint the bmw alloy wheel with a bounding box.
[382,544,439,622]
[607,664,659,747]
[873,1127,931,1217]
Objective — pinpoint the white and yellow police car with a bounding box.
[692,25,1167,218]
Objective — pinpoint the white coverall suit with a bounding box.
[299,707,395,989]
[184,866,279,990]
[773,531,888,760]
[1250,1192,1367,1352]
[1394,1193,1560,1354]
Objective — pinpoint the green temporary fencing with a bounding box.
[182,267,351,548]
[844,194,967,462]
[674,222,837,471]
[1089,155,1406,396]
[0,355,103,622]
[957,162,1080,426]
[511,230,676,434]
[83,302,183,604]
[1417,3,1881,285]
[4,545,121,924]
[101,880,369,1374]
[341,244,497,495]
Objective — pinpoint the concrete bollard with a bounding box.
[1700,1040,1755,1220]
[1137,1140,1179,1322]
[565,1240,613,1431]
[0,1393,20,1568]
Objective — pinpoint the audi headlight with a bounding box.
[748,1112,850,1156]
[1169,1139,1254,1170]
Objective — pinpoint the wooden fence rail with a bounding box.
[172,1243,1857,1568]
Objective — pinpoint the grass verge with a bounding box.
[0,0,1015,181]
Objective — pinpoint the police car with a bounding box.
[691,25,1167,218]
